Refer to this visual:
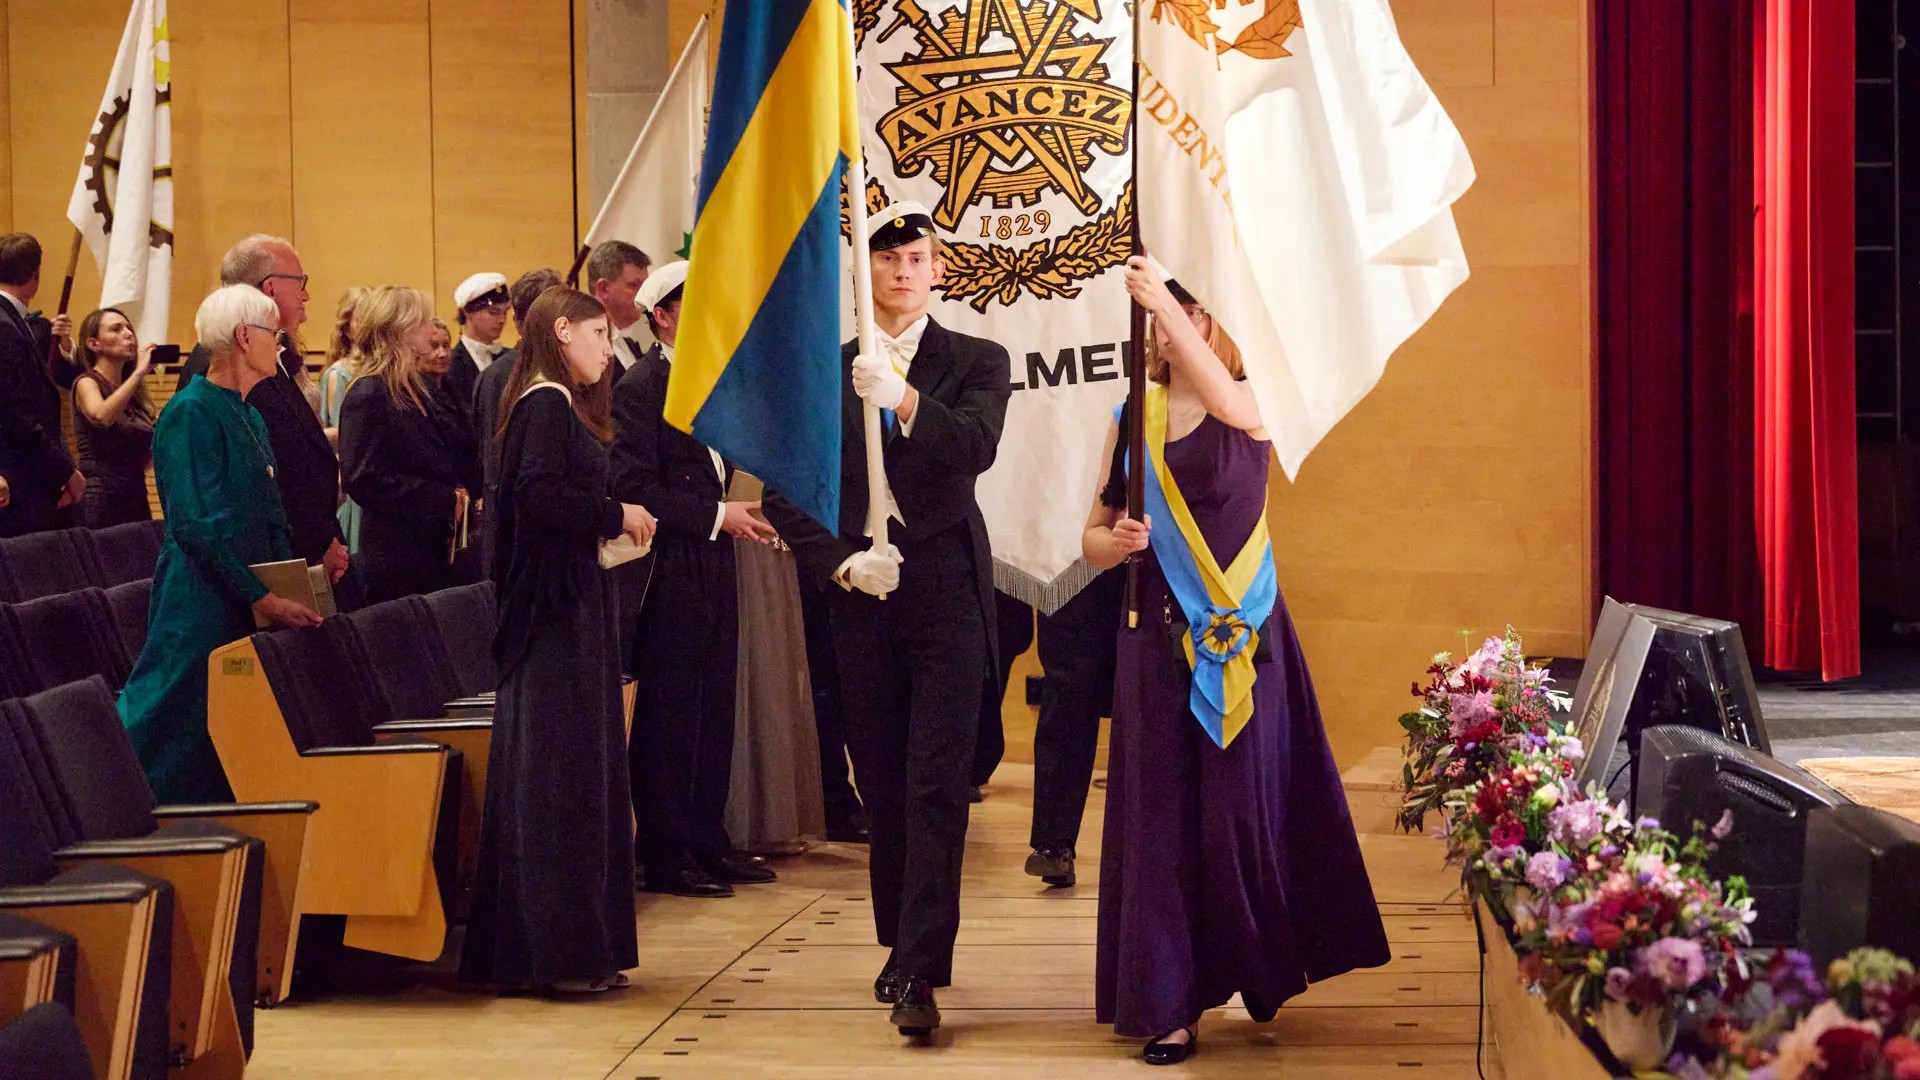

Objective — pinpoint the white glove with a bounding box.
[843,544,903,597]
[851,351,907,411]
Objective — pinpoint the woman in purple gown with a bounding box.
[1085,257,1390,1065]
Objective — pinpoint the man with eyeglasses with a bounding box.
[177,234,349,587]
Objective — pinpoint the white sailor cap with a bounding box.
[453,272,510,311]
[638,260,689,313]
[868,200,936,251]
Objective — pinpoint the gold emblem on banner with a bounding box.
[848,0,1134,311]
[1152,0,1302,59]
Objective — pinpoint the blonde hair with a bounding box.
[326,286,368,367]
[348,285,435,414]
[1146,307,1243,385]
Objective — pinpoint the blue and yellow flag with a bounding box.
[663,0,860,530]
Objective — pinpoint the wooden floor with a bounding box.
[248,763,1481,1078]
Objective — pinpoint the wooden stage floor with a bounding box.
[248,763,1481,1078]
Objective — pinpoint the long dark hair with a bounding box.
[75,307,153,416]
[497,286,614,442]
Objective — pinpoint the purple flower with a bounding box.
[1558,736,1585,763]
[1637,816,1662,831]
[1525,851,1572,891]
[1487,844,1525,867]
[1635,937,1707,990]
[1447,689,1497,736]
[1548,800,1605,848]
[1603,966,1633,1002]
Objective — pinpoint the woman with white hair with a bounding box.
[118,285,324,803]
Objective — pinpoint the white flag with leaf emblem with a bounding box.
[66,0,172,346]
[583,16,710,268]
[1139,0,1473,478]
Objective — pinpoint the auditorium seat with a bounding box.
[0,1003,96,1080]
[420,583,498,703]
[0,733,174,1080]
[206,629,458,964]
[101,580,153,671]
[0,912,74,1029]
[17,676,317,1011]
[1,685,260,1076]
[0,530,100,604]
[84,522,165,589]
[0,590,129,696]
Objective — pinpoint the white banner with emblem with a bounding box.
[843,0,1133,613]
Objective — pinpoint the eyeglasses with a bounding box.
[257,273,308,291]
[242,323,281,339]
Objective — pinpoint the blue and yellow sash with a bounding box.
[1120,387,1277,749]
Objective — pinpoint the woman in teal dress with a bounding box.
[119,285,326,803]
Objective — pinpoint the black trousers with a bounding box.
[797,571,862,825]
[829,525,987,985]
[628,539,739,876]
[1028,570,1121,851]
[971,591,1034,786]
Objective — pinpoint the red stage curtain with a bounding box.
[1593,0,1761,641]
[1753,0,1859,679]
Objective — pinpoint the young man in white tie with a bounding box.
[763,201,1012,1038]
[448,272,511,417]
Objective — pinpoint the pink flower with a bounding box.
[1635,937,1706,990]
[1448,689,1498,737]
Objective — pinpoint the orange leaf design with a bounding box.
[1150,0,1219,49]
[1219,0,1302,59]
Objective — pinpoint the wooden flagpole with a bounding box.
[1124,1,1147,630]
[47,230,83,374]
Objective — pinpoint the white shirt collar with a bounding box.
[462,335,503,371]
[0,290,27,322]
[877,315,929,367]
[659,341,676,363]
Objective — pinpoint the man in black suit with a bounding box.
[611,260,780,899]
[762,201,1011,1037]
[446,272,510,421]
[0,233,86,537]
[585,240,652,381]
[179,235,348,584]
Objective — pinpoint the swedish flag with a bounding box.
[664,0,860,530]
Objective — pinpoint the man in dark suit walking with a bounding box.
[0,233,86,537]
[763,202,1011,1037]
[611,260,780,899]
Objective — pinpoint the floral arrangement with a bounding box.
[1663,948,1920,1079]
[1396,630,1571,835]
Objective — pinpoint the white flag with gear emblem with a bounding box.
[66,0,172,346]
[583,15,710,270]
[848,0,1135,611]
[1138,0,1473,478]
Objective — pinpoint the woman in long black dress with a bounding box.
[337,287,480,605]
[1085,258,1389,1064]
[69,308,156,528]
[459,286,656,995]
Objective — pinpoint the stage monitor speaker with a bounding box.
[1798,804,1920,967]
[1572,598,1767,811]
[1636,725,1844,947]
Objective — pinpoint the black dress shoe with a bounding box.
[1024,847,1076,888]
[874,956,906,1003]
[1241,988,1278,1022]
[969,786,984,803]
[641,868,734,898]
[706,852,777,885]
[1143,1028,1197,1066]
[889,976,941,1036]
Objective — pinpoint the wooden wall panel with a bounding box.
[163,0,296,343]
[0,0,11,235]
[428,0,576,323]
[289,0,436,322]
[6,0,121,323]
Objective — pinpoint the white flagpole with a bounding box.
[842,12,890,571]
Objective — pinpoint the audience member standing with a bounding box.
[1020,570,1122,890]
[69,308,156,528]
[460,286,654,995]
[0,233,86,537]
[179,236,349,585]
[319,287,369,552]
[338,287,479,605]
[797,574,868,843]
[613,260,779,898]
[584,241,651,381]
[448,273,510,418]
[472,270,560,581]
[119,286,323,803]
